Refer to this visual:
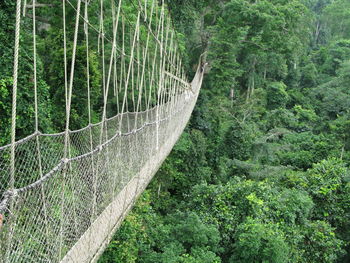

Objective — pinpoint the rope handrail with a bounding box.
[0,90,195,211]
[0,86,191,151]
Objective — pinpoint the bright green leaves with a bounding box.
[98,193,154,263]
[186,177,343,262]
[301,221,345,263]
[230,218,289,263]
[100,198,223,263]
[305,160,350,240]
[307,158,345,197]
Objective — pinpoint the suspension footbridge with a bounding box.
[0,0,204,262]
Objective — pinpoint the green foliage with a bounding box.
[274,132,340,169]
[99,192,222,263]
[300,62,318,87]
[329,114,350,150]
[323,0,350,40]
[266,82,289,110]
[302,221,345,263]
[97,193,153,263]
[222,122,255,161]
[264,108,297,131]
[230,218,289,263]
[306,160,350,242]
[0,1,53,142]
[312,59,350,119]
[44,29,102,130]
[207,0,307,99]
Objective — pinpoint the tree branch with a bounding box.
[26,3,55,8]
[25,13,50,24]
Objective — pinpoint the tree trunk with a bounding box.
[247,57,257,101]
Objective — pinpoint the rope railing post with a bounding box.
[104,0,123,245]
[132,10,144,205]
[84,0,99,256]
[146,0,159,123]
[167,30,176,116]
[137,0,155,116]
[59,0,82,259]
[119,11,141,221]
[160,17,171,120]
[32,0,50,246]
[156,2,165,150]
[111,0,118,98]
[5,0,22,261]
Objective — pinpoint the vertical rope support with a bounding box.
[63,0,68,113]
[156,2,165,150]
[32,0,50,244]
[134,17,141,128]
[132,11,143,204]
[176,55,183,108]
[172,49,181,115]
[111,0,118,98]
[119,11,141,219]
[98,1,110,210]
[59,0,82,259]
[135,0,155,124]
[10,0,22,206]
[104,0,123,235]
[119,12,140,129]
[169,31,177,115]
[85,1,92,126]
[22,0,27,17]
[100,0,106,119]
[131,38,135,113]
[95,0,108,233]
[6,0,22,261]
[146,0,159,123]
[58,0,67,258]
[33,0,38,133]
[167,30,175,115]
[84,0,98,256]
[160,19,170,118]
[121,16,125,95]
[91,0,105,225]
[104,0,122,121]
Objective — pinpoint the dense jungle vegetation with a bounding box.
[98,0,350,262]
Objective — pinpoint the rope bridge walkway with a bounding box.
[0,0,204,262]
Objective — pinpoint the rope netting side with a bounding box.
[0,0,204,262]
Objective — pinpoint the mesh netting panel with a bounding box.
[0,70,203,263]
